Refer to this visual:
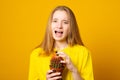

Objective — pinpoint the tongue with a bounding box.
[56,32,62,37]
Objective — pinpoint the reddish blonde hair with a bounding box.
[38,6,84,55]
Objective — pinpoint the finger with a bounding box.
[57,52,64,55]
[47,70,53,74]
[51,76,62,80]
[47,72,61,76]
[46,70,53,79]
[60,60,66,63]
[47,72,61,80]
[58,52,70,61]
[49,72,61,77]
[57,52,66,58]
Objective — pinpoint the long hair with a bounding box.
[37,6,84,55]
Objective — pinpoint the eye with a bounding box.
[64,21,69,24]
[52,20,57,23]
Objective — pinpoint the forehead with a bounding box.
[52,10,69,20]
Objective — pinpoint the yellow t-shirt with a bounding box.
[28,44,94,80]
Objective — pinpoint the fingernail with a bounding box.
[56,53,59,56]
[58,72,61,74]
[55,51,57,53]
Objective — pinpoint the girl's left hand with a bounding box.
[57,52,77,72]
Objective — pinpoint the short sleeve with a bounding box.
[28,49,40,80]
[81,47,94,80]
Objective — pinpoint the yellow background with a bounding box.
[0,0,120,80]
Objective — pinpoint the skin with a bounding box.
[51,10,70,43]
[46,10,83,80]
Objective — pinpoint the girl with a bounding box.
[28,6,94,80]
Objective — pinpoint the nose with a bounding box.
[57,22,62,29]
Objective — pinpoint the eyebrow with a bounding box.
[52,18,58,20]
[52,18,70,21]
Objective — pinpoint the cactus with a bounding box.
[49,51,66,80]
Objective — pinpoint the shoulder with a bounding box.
[71,44,90,56]
[71,45,92,62]
[72,44,89,52]
[30,47,44,58]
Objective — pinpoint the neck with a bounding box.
[54,41,68,51]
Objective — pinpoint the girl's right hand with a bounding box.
[46,70,62,80]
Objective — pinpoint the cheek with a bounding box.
[66,26,70,32]
[51,24,56,32]
[64,26,70,35]
[51,28,54,35]
[51,23,54,30]
[51,22,56,27]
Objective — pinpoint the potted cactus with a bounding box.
[50,51,66,80]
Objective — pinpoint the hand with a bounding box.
[46,70,62,80]
[57,52,77,73]
[54,52,83,80]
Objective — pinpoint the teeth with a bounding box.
[55,31,63,34]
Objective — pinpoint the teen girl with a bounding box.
[29,6,94,80]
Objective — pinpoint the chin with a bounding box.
[54,38,63,41]
[54,37,65,42]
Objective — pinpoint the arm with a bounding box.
[69,62,83,80]
[80,48,94,80]
[58,52,83,80]
[28,50,39,80]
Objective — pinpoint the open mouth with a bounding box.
[55,31,63,34]
[54,30,63,37]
